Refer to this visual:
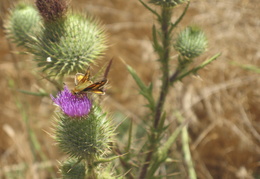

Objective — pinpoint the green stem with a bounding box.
[139,6,172,179]
[87,158,98,179]
[154,6,172,128]
[176,112,197,179]
[182,125,197,179]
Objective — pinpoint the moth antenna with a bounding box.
[103,58,113,79]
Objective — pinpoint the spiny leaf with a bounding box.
[127,65,156,111]
[172,52,221,84]
[126,65,147,90]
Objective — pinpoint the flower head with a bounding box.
[51,86,92,117]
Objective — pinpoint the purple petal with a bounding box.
[51,86,92,117]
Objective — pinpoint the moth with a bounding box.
[72,67,107,95]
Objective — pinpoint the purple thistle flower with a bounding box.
[51,86,92,117]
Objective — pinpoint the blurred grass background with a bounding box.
[0,0,259,178]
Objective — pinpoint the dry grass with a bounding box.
[0,0,259,178]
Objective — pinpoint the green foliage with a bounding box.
[231,62,260,73]
[96,163,121,179]
[61,159,86,179]
[120,1,220,179]
[173,53,221,84]
[55,105,114,160]
[126,65,155,111]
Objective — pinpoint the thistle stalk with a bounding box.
[139,6,172,179]
[153,6,172,128]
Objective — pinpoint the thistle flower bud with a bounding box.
[35,0,68,22]
[150,0,188,7]
[4,3,41,47]
[29,12,107,77]
[52,86,113,160]
[55,106,113,160]
[174,26,207,59]
[5,2,107,77]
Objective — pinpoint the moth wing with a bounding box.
[83,79,107,94]
[90,89,106,95]
[85,79,107,89]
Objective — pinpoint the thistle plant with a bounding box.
[4,0,221,178]
[116,0,220,178]
[5,0,115,178]
[51,86,115,178]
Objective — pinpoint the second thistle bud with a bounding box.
[4,3,41,47]
[174,26,207,60]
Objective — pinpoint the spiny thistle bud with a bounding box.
[52,86,113,160]
[61,159,85,179]
[35,0,68,22]
[4,3,41,47]
[55,107,113,159]
[150,0,188,7]
[5,2,107,77]
[174,26,207,60]
[29,12,107,77]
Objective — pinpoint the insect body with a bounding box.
[72,67,107,95]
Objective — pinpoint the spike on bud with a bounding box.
[35,0,68,21]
